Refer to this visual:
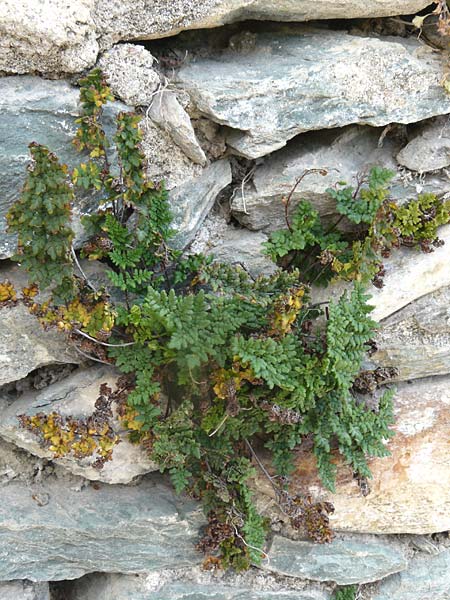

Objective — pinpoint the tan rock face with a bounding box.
[256,377,450,534]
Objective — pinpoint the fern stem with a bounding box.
[73,328,136,347]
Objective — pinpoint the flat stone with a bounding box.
[397,116,450,173]
[0,303,80,388]
[97,44,160,106]
[0,581,49,600]
[208,228,278,277]
[171,159,232,250]
[92,1,432,48]
[264,535,408,585]
[311,223,450,322]
[231,126,450,231]
[0,0,98,75]
[255,376,450,535]
[0,76,124,259]
[0,366,157,485]
[0,475,204,581]
[371,285,450,381]
[149,90,207,165]
[63,568,330,600]
[177,29,450,158]
[371,548,450,600]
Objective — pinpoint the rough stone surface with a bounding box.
[231,126,450,231]
[0,439,46,487]
[397,115,450,173]
[371,285,450,381]
[264,535,408,585]
[177,29,450,158]
[371,548,450,600]
[0,76,124,259]
[256,376,450,535]
[312,224,450,322]
[170,159,232,249]
[0,475,204,581]
[0,581,49,600]
[0,366,157,484]
[98,44,160,106]
[0,303,80,388]
[92,1,432,48]
[61,568,330,600]
[208,227,278,277]
[0,0,98,75]
[149,91,207,165]
[141,117,203,189]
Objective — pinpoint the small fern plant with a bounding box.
[10,69,445,571]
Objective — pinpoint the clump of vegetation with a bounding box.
[264,168,450,289]
[333,585,358,600]
[4,69,449,570]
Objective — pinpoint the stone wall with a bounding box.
[0,2,449,599]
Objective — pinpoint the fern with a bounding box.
[11,69,429,570]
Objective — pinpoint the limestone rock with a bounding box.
[0,366,157,484]
[0,303,80,388]
[371,548,450,600]
[264,535,408,585]
[97,44,160,106]
[0,475,204,581]
[371,285,450,381]
[0,76,124,259]
[397,116,450,173]
[0,581,49,600]
[231,126,450,232]
[311,224,450,322]
[92,1,432,48]
[170,159,232,249]
[177,29,450,158]
[0,0,98,75]
[149,91,207,165]
[256,376,450,535]
[62,568,330,600]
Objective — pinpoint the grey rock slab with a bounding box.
[92,1,432,48]
[264,535,408,585]
[0,475,204,581]
[371,548,450,600]
[0,303,80,388]
[97,44,160,106]
[0,76,124,259]
[231,126,450,232]
[0,581,49,600]
[0,366,157,484]
[176,29,450,159]
[371,285,450,381]
[63,568,330,600]
[0,0,98,75]
[171,159,232,250]
[149,91,207,165]
[397,115,450,172]
[208,227,278,277]
[311,223,450,322]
